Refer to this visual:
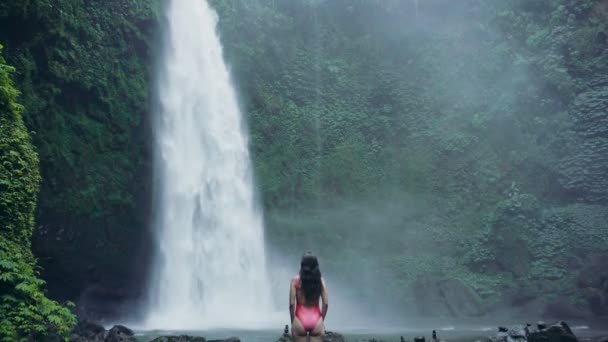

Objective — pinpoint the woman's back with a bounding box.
[289,252,329,342]
[293,275,324,307]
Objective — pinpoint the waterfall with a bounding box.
[145,0,276,329]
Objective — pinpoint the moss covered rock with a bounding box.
[0,43,75,341]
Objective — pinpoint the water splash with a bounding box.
[145,0,277,329]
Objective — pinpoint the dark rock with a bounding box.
[489,322,578,342]
[414,337,426,342]
[208,338,240,342]
[150,336,206,342]
[106,325,136,342]
[70,320,106,342]
[324,331,346,342]
[528,321,578,342]
[275,330,344,342]
[490,325,526,342]
[507,326,526,340]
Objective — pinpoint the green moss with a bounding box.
[0,44,75,341]
[0,0,160,299]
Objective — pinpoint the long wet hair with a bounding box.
[299,252,322,303]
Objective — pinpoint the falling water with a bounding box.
[145,0,276,329]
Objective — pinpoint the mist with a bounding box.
[212,0,608,328]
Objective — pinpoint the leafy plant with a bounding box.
[0,43,75,341]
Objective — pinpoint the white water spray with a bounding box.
[145,0,277,329]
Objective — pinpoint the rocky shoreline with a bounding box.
[69,320,608,342]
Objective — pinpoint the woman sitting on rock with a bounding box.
[289,252,329,342]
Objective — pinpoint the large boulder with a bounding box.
[69,320,106,342]
[487,325,527,342]
[106,325,136,342]
[412,275,483,317]
[487,321,579,342]
[527,321,578,342]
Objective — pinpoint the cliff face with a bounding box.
[0,0,159,318]
[0,43,75,340]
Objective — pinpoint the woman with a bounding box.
[289,252,329,342]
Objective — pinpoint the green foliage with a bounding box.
[213,0,608,312]
[0,0,160,299]
[0,239,76,341]
[0,44,75,341]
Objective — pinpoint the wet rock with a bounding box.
[276,327,341,342]
[489,326,526,342]
[527,321,578,342]
[150,336,206,342]
[208,338,240,342]
[70,320,106,342]
[507,326,527,341]
[414,337,426,342]
[489,324,537,342]
[106,325,136,342]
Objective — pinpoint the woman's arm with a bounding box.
[321,277,329,320]
[289,278,296,323]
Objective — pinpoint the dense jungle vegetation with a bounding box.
[0,44,74,340]
[0,0,607,339]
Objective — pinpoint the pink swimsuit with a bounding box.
[294,276,322,331]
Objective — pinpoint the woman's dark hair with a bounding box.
[299,251,322,303]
